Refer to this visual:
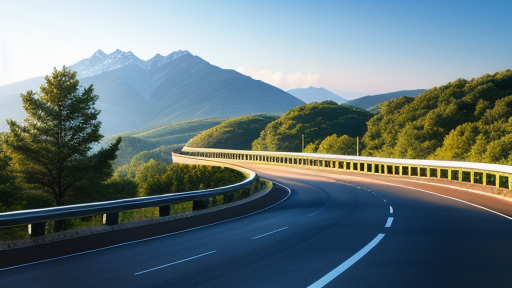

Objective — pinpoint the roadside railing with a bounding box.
[0,160,258,237]
[181,146,512,191]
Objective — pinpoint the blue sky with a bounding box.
[1,0,511,98]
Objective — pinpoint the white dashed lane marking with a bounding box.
[385,217,394,227]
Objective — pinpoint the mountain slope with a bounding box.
[143,54,305,130]
[0,50,305,136]
[108,118,226,166]
[347,89,426,110]
[287,87,347,104]
[0,77,45,131]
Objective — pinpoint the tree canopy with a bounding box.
[3,67,121,206]
[362,70,512,164]
[316,134,358,155]
[252,101,372,152]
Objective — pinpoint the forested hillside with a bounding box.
[252,101,373,152]
[187,114,279,150]
[362,70,512,164]
[110,118,225,166]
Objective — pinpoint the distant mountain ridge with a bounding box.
[71,49,189,78]
[347,89,426,110]
[287,87,347,104]
[0,49,305,135]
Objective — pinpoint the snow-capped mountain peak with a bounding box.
[92,49,107,59]
[71,49,189,78]
[147,50,189,67]
[147,53,165,66]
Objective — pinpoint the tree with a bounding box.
[317,134,357,155]
[0,133,22,212]
[3,66,121,207]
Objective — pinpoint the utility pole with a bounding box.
[357,137,359,156]
[302,134,305,153]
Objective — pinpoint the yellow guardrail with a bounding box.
[181,146,512,190]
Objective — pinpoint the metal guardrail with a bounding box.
[181,146,512,190]
[0,158,258,237]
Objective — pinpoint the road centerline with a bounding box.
[385,217,394,227]
[134,251,216,275]
[251,227,289,239]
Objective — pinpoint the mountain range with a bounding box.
[287,87,347,104]
[346,89,426,110]
[0,50,304,135]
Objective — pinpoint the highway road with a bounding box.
[1,158,512,287]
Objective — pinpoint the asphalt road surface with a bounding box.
[1,158,512,287]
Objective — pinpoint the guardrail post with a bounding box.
[103,212,119,226]
[224,192,234,203]
[193,199,209,211]
[159,205,171,217]
[29,222,46,237]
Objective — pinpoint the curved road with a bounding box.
[1,159,512,287]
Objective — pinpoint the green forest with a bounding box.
[362,70,512,164]
[252,101,373,152]
[187,114,279,150]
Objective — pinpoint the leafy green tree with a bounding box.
[135,159,169,196]
[317,134,357,155]
[304,140,321,153]
[0,134,23,212]
[3,67,121,206]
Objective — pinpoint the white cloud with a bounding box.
[235,67,322,91]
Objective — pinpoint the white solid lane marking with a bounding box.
[390,206,393,214]
[251,227,289,239]
[308,233,385,288]
[385,217,394,227]
[134,251,216,275]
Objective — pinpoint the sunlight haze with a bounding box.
[1,0,511,97]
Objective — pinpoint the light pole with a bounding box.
[302,134,305,153]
